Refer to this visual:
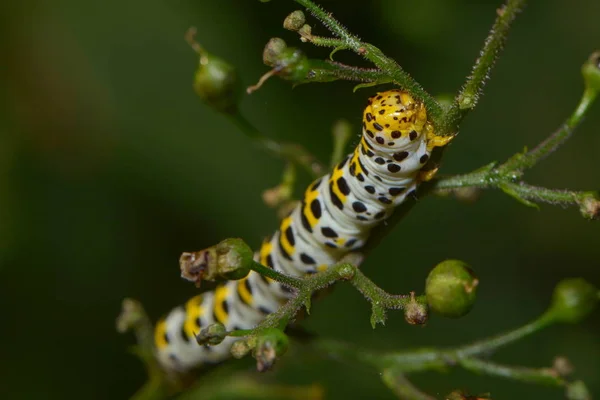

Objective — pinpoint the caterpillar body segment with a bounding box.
[155,90,452,372]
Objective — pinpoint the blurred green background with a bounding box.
[1,0,599,398]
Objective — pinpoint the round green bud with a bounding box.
[582,51,600,92]
[263,38,287,67]
[425,260,478,318]
[283,10,306,31]
[196,323,227,346]
[548,278,598,324]
[216,238,253,280]
[404,297,429,325]
[255,328,289,372]
[193,52,241,114]
[337,264,355,280]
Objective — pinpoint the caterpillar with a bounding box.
[154,90,452,372]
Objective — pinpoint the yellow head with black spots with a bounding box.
[362,90,429,151]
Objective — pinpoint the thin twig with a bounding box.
[443,0,526,134]
[293,0,444,126]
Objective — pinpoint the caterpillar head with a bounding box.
[362,90,429,150]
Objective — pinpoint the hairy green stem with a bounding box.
[432,81,599,214]
[451,313,554,359]
[228,113,323,177]
[498,87,598,174]
[250,260,304,289]
[381,369,436,400]
[305,60,390,85]
[245,260,426,334]
[443,0,526,134]
[457,358,565,387]
[293,0,444,126]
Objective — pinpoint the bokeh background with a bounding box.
[1,0,599,398]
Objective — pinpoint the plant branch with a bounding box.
[239,257,426,334]
[443,0,526,134]
[304,60,391,86]
[381,369,437,400]
[497,87,598,174]
[292,0,444,126]
[431,81,600,218]
[457,358,565,387]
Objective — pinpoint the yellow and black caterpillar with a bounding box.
[154,90,451,371]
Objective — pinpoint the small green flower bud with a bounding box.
[548,278,598,324]
[215,238,253,280]
[231,339,253,359]
[337,264,355,280]
[193,53,241,114]
[248,45,312,93]
[196,323,227,346]
[283,10,306,31]
[552,356,574,377]
[566,380,591,400]
[116,298,146,334]
[425,260,478,318]
[582,51,600,92]
[254,328,289,372]
[404,293,429,325]
[186,27,241,114]
[578,193,600,220]
[180,238,252,286]
[263,38,288,67]
[298,24,312,42]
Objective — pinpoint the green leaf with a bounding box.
[370,303,386,328]
[499,184,540,209]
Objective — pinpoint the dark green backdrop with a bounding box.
[1,0,598,399]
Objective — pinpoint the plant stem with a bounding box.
[457,358,565,387]
[244,260,426,334]
[451,313,554,359]
[293,0,444,126]
[443,0,526,134]
[498,87,598,174]
[431,80,599,215]
[501,183,597,208]
[305,60,390,85]
[250,260,304,289]
[381,369,437,400]
[228,113,324,177]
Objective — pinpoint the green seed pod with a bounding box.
[263,38,288,67]
[196,323,227,346]
[425,260,478,318]
[404,295,429,325]
[215,238,253,281]
[548,278,598,324]
[283,10,306,31]
[193,51,241,114]
[582,51,600,92]
[254,328,289,372]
